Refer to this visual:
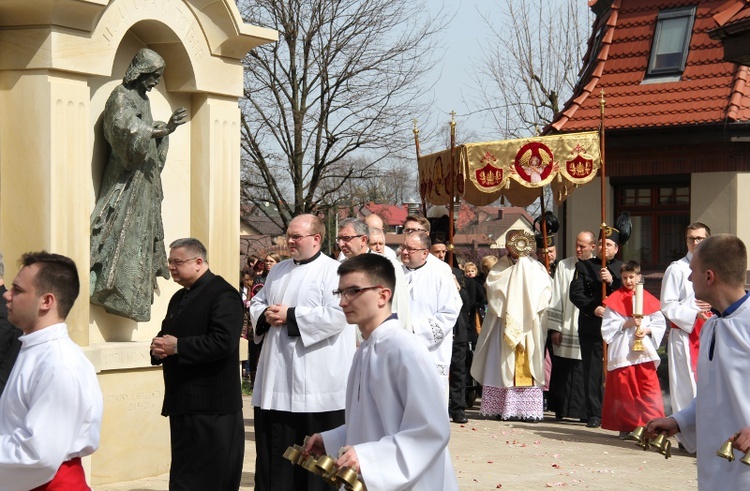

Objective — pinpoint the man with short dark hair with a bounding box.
[0,251,103,490]
[647,234,750,489]
[304,254,458,490]
[251,214,355,491]
[151,238,245,490]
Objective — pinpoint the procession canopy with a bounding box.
[418,131,601,207]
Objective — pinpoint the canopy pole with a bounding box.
[413,119,427,216]
[599,89,608,387]
[449,112,457,267]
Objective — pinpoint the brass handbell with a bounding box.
[717,439,735,462]
[651,434,672,459]
[741,452,750,466]
[627,426,650,449]
[283,444,305,465]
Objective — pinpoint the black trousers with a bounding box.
[449,341,468,412]
[168,410,245,491]
[254,407,345,491]
[579,335,604,420]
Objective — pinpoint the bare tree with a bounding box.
[474,0,591,138]
[238,0,445,229]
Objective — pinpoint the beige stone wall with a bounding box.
[561,176,613,256]
[0,0,276,484]
[690,171,750,245]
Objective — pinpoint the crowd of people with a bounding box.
[2,213,750,490]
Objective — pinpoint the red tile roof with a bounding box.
[360,202,409,226]
[547,0,750,133]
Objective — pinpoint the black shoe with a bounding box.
[585,417,601,428]
[451,410,468,424]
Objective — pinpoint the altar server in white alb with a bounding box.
[400,231,461,399]
[0,252,103,491]
[660,222,712,418]
[250,214,356,491]
[646,234,750,489]
[304,254,458,490]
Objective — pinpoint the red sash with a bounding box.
[670,314,709,381]
[31,458,90,491]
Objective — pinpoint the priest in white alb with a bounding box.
[304,254,458,491]
[400,231,461,399]
[471,230,552,421]
[250,214,357,491]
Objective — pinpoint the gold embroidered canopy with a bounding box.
[417,131,600,207]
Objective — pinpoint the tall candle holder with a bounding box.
[632,280,645,351]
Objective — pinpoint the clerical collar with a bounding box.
[710,290,750,318]
[405,261,427,271]
[294,250,322,265]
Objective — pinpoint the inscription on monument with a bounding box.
[101,0,205,59]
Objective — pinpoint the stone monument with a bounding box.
[0,0,276,484]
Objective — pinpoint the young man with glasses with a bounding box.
[401,232,461,403]
[151,238,245,490]
[250,214,355,491]
[660,222,712,425]
[303,254,458,490]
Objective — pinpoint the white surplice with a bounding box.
[601,306,665,371]
[660,253,701,413]
[547,256,582,360]
[321,319,458,491]
[671,296,750,490]
[250,254,356,412]
[471,256,552,388]
[401,256,461,397]
[0,323,103,491]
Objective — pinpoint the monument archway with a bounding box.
[0,0,276,483]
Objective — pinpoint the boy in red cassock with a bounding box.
[601,260,666,439]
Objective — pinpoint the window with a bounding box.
[614,179,690,271]
[647,7,696,76]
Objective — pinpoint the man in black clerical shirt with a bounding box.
[150,238,245,490]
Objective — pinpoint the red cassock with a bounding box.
[601,288,666,432]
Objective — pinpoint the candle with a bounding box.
[634,282,644,316]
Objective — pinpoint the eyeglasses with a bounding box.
[687,236,706,243]
[332,285,384,300]
[403,227,426,234]
[336,234,364,243]
[285,234,316,242]
[402,246,426,254]
[168,257,198,267]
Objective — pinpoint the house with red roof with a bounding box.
[546,0,750,275]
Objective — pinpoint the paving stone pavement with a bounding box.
[96,397,698,490]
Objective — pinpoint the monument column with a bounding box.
[0,70,91,346]
[190,93,241,276]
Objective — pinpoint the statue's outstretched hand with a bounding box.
[167,107,188,132]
